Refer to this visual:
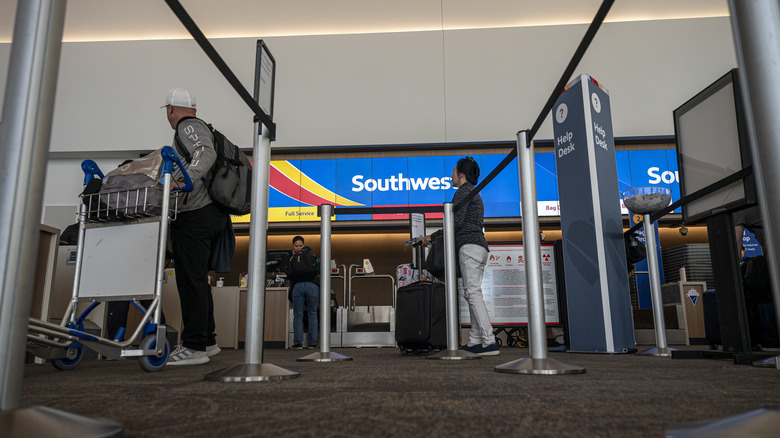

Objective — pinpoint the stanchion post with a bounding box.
[298,204,351,362]
[428,203,480,360]
[244,122,271,365]
[443,203,459,350]
[520,138,548,363]
[0,1,124,435]
[729,0,780,369]
[0,0,66,411]
[637,213,673,357]
[495,130,585,374]
[204,123,300,382]
[320,204,333,353]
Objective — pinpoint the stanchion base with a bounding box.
[495,357,586,375]
[752,355,780,369]
[297,351,353,362]
[637,347,676,357]
[426,349,481,360]
[0,405,122,437]
[203,363,300,382]
[666,408,780,437]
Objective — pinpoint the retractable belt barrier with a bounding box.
[624,166,753,237]
[164,0,609,374]
[167,0,612,374]
[164,0,276,139]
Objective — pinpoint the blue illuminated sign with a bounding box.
[269,149,680,222]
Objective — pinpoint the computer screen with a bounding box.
[266,249,291,272]
[673,68,756,224]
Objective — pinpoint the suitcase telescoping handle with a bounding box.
[81,160,104,186]
[161,145,193,192]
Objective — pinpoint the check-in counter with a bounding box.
[633,281,708,346]
[129,284,288,349]
[237,286,288,349]
[202,286,289,349]
[673,281,707,344]
[30,225,60,322]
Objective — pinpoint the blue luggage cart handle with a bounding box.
[161,146,193,192]
[81,160,104,186]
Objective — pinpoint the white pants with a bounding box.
[458,244,495,346]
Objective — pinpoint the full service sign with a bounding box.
[458,244,560,326]
[264,150,680,222]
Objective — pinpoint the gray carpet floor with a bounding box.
[18,346,780,437]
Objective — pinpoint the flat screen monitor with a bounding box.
[266,249,291,272]
[674,68,756,224]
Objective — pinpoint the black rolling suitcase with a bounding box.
[395,282,447,355]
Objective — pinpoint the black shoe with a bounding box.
[291,344,303,350]
[471,343,500,356]
[460,344,479,353]
[309,345,318,350]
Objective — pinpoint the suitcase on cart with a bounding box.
[395,282,447,355]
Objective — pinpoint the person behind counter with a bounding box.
[423,157,498,356]
[287,236,320,350]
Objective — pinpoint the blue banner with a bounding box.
[269,149,680,222]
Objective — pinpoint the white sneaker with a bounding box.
[167,345,209,366]
[206,344,221,357]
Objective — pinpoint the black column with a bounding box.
[706,212,752,353]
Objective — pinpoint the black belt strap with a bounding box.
[164,0,276,140]
[456,0,615,212]
[624,166,754,236]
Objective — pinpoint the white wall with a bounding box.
[0,16,736,223]
[444,17,736,142]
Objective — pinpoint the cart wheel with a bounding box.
[52,346,85,371]
[506,337,516,347]
[495,337,503,347]
[138,334,170,372]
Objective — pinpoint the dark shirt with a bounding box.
[432,182,489,252]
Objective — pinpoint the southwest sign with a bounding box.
[239,149,680,223]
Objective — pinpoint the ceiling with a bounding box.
[1,0,729,43]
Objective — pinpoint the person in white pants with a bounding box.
[424,157,498,356]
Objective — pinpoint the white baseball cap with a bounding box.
[161,88,196,109]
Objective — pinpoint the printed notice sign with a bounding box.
[459,243,560,326]
[410,213,425,239]
[256,40,275,120]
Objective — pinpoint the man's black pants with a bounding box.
[170,202,227,351]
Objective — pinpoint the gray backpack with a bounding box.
[175,118,252,215]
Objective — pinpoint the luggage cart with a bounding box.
[27,146,193,372]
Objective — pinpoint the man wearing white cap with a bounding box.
[162,88,227,365]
